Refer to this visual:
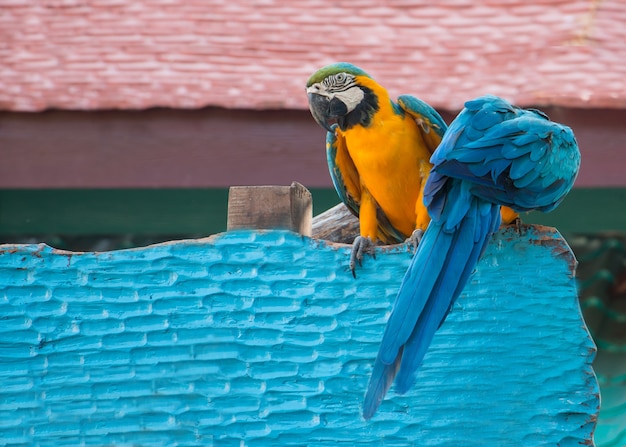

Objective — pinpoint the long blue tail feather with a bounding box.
[362,348,403,420]
[363,184,500,418]
[376,225,454,365]
[362,226,453,419]
[395,202,500,394]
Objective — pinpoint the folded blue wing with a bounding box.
[326,126,360,217]
[397,94,448,145]
[426,95,580,215]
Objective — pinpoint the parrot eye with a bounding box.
[321,72,354,91]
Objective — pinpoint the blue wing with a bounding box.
[397,95,447,155]
[426,95,581,217]
[326,125,361,217]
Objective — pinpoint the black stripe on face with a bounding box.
[323,73,356,93]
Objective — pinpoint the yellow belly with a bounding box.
[342,115,432,238]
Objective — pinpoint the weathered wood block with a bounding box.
[312,202,359,243]
[0,225,599,446]
[227,182,312,236]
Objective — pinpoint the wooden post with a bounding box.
[227,181,312,236]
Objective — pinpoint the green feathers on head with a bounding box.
[306,62,371,87]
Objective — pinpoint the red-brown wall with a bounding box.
[0,107,623,189]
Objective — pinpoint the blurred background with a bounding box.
[0,1,624,445]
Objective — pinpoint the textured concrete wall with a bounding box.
[0,226,598,446]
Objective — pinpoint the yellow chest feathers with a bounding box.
[338,106,434,236]
[340,108,431,178]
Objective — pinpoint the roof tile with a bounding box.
[0,0,625,111]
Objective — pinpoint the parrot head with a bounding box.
[306,62,380,132]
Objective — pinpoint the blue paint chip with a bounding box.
[0,227,599,446]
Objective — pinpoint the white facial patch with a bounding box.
[333,86,364,113]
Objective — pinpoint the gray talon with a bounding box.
[350,236,375,278]
[406,229,424,252]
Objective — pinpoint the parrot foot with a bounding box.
[349,236,376,278]
[405,229,424,253]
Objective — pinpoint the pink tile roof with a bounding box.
[1,0,624,112]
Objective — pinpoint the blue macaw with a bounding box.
[363,95,581,419]
[306,63,518,276]
[306,63,448,275]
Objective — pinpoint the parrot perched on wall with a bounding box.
[362,95,581,419]
[306,63,447,274]
[306,63,518,275]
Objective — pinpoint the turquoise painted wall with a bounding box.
[0,226,598,446]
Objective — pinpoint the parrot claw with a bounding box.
[405,229,424,253]
[349,236,376,278]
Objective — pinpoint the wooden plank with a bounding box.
[0,108,331,188]
[0,107,624,189]
[227,182,312,236]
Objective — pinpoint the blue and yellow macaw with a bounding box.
[306,63,446,273]
[306,63,518,275]
[362,95,581,419]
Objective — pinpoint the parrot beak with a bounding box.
[307,92,335,132]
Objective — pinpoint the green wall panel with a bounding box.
[0,188,623,242]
